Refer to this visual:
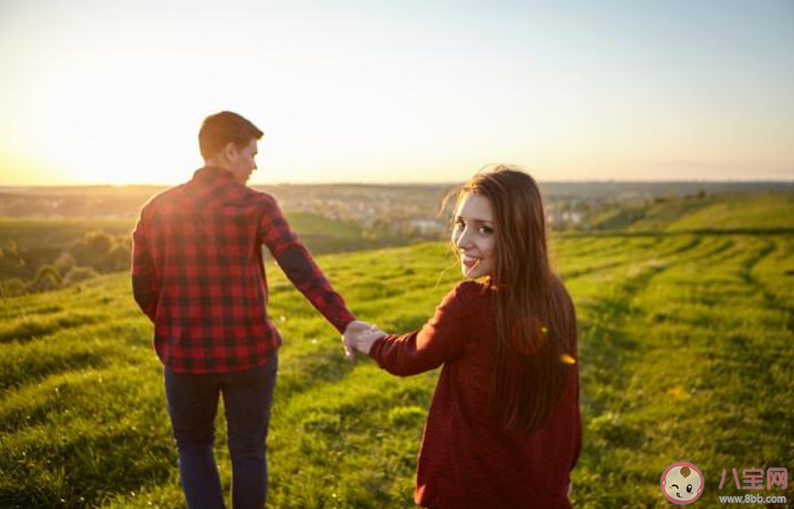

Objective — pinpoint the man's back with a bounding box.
[133,166,353,373]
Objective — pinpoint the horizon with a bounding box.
[1,0,793,185]
[2,177,794,191]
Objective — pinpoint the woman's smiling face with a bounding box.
[452,193,496,279]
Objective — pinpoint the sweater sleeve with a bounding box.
[368,282,472,376]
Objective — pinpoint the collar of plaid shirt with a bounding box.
[193,165,235,181]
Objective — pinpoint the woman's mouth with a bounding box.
[462,255,481,269]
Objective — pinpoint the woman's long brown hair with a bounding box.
[454,166,576,434]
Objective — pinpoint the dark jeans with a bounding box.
[164,354,278,509]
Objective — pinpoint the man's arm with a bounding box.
[131,216,159,322]
[259,196,355,334]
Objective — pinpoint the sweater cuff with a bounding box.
[367,336,387,363]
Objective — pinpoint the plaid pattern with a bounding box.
[132,166,355,373]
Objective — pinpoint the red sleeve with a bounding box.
[259,195,355,333]
[131,212,159,322]
[369,283,471,376]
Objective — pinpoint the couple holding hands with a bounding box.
[132,111,580,509]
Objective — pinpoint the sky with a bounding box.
[0,0,792,185]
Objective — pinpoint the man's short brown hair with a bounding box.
[199,111,264,160]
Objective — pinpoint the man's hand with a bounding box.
[341,321,370,363]
[342,320,386,362]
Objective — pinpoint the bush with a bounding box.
[85,230,113,254]
[70,232,128,272]
[28,265,62,292]
[107,244,130,271]
[70,241,107,271]
[54,252,76,274]
[63,266,99,286]
[0,278,26,297]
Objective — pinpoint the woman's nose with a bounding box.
[455,228,472,250]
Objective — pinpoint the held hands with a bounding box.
[341,320,387,362]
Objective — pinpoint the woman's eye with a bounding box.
[478,226,493,234]
[686,484,693,493]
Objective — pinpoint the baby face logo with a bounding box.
[661,462,704,504]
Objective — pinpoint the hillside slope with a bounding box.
[1,231,793,508]
[588,192,794,233]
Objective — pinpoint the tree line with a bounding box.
[0,230,129,297]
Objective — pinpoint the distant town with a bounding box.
[1,181,791,236]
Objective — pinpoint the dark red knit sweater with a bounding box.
[370,281,581,509]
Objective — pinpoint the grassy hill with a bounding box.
[663,193,794,231]
[1,194,793,508]
[587,192,794,233]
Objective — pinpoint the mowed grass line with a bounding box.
[561,234,724,308]
[566,235,713,507]
[574,235,793,508]
[751,236,794,317]
[559,233,793,508]
[559,236,667,280]
[0,277,154,394]
[1,235,793,508]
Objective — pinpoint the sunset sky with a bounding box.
[0,0,792,185]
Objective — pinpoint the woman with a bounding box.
[347,166,581,509]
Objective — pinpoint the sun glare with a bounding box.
[0,0,792,185]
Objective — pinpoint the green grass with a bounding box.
[665,193,794,231]
[1,198,793,508]
[587,192,794,233]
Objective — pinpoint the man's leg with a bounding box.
[164,368,226,509]
[221,354,278,509]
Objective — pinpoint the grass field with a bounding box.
[1,195,793,508]
[588,191,794,233]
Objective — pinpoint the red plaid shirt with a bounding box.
[132,166,355,373]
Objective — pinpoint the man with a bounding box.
[132,111,364,509]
